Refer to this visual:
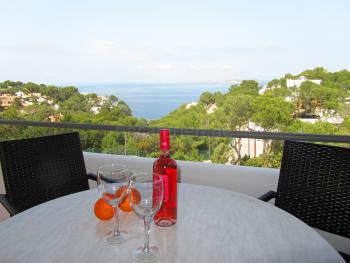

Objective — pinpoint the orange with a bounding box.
[116,186,141,212]
[94,198,114,221]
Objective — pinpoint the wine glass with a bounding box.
[129,172,164,262]
[97,163,131,244]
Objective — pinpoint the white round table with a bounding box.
[0,183,344,263]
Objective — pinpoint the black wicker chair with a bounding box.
[0,132,97,216]
[258,140,350,262]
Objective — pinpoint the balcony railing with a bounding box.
[1,119,350,143]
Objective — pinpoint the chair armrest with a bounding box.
[258,191,277,202]
[88,173,118,184]
[87,172,97,181]
[0,194,19,217]
[338,251,350,262]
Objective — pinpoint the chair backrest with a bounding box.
[275,140,350,238]
[0,132,89,213]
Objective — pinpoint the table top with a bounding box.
[0,183,344,263]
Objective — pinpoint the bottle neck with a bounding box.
[160,149,170,157]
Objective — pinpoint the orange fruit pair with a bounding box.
[94,187,141,220]
[116,186,141,212]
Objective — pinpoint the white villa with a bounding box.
[240,122,266,158]
[259,84,268,94]
[185,101,198,109]
[206,104,217,114]
[15,91,27,98]
[286,76,322,88]
[91,106,101,114]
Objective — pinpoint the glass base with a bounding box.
[154,218,176,227]
[132,246,161,262]
[103,230,128,244]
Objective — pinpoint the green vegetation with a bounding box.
[1,67,349,168]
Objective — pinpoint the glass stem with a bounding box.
[144,218,151,252]
[113,205,120,236]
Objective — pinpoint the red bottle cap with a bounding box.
[160,129,170,150]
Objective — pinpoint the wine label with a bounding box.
[162,175,169,202]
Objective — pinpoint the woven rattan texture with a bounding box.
[0,132,89,213]
[275,140,350,238]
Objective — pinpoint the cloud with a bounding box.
[83,40,153,61]
[74,40,244,81]
[131,63,174,70]
[185,64,235,70]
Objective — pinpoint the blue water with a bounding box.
[75,83,230,120]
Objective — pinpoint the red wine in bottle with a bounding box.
[153,129,177,227]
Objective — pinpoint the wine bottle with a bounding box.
[153,129,177,227]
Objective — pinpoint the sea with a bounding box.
[75,83,230,120]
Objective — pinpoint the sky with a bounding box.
[0,0,349,84]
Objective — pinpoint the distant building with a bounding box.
[286,76,322,88]
[15,91,27,98]
[323,116,344,125]
[30,93,42,97]
[206,103,217,114]
[297,110,344,125]
[22,101,33,107]
[319,110,344,125]
[0,94,16,108]
[299,118,319,124]
[239,122,266,158]
[185,101,198,109]
[37,97,47,104]
[91,106,101,114]
[285,96,293,102]
[259,84,268,94]
[99,96,108,102]
[230,122,266,160]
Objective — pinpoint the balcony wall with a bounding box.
[83,152,279,196]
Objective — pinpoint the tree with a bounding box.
[330,69,350,91]
[199,92,214,106]
[23,82,40,93]
[298,81,321,112]
[117,100,132,116]
[211,142,231,163]
[101,132,119,154]
[267,79,282,88]
[252,96,294,153]
[264,87,291,98]
[229,80,260,96]
[339,117,350,136]
[213,91,224,106]
[3,106,21,119]
[23,104,55,121]
[242,153,282,168]
[252,96,294,131]
[61,94,90,112]
[136,134,158,156]
[44,86,60,101]
[285,120,338,135]
[213,94,253,164]
[12,97,22,109]
[58,86,79,101]
[299,67,328,80]
[109,95,118,104]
